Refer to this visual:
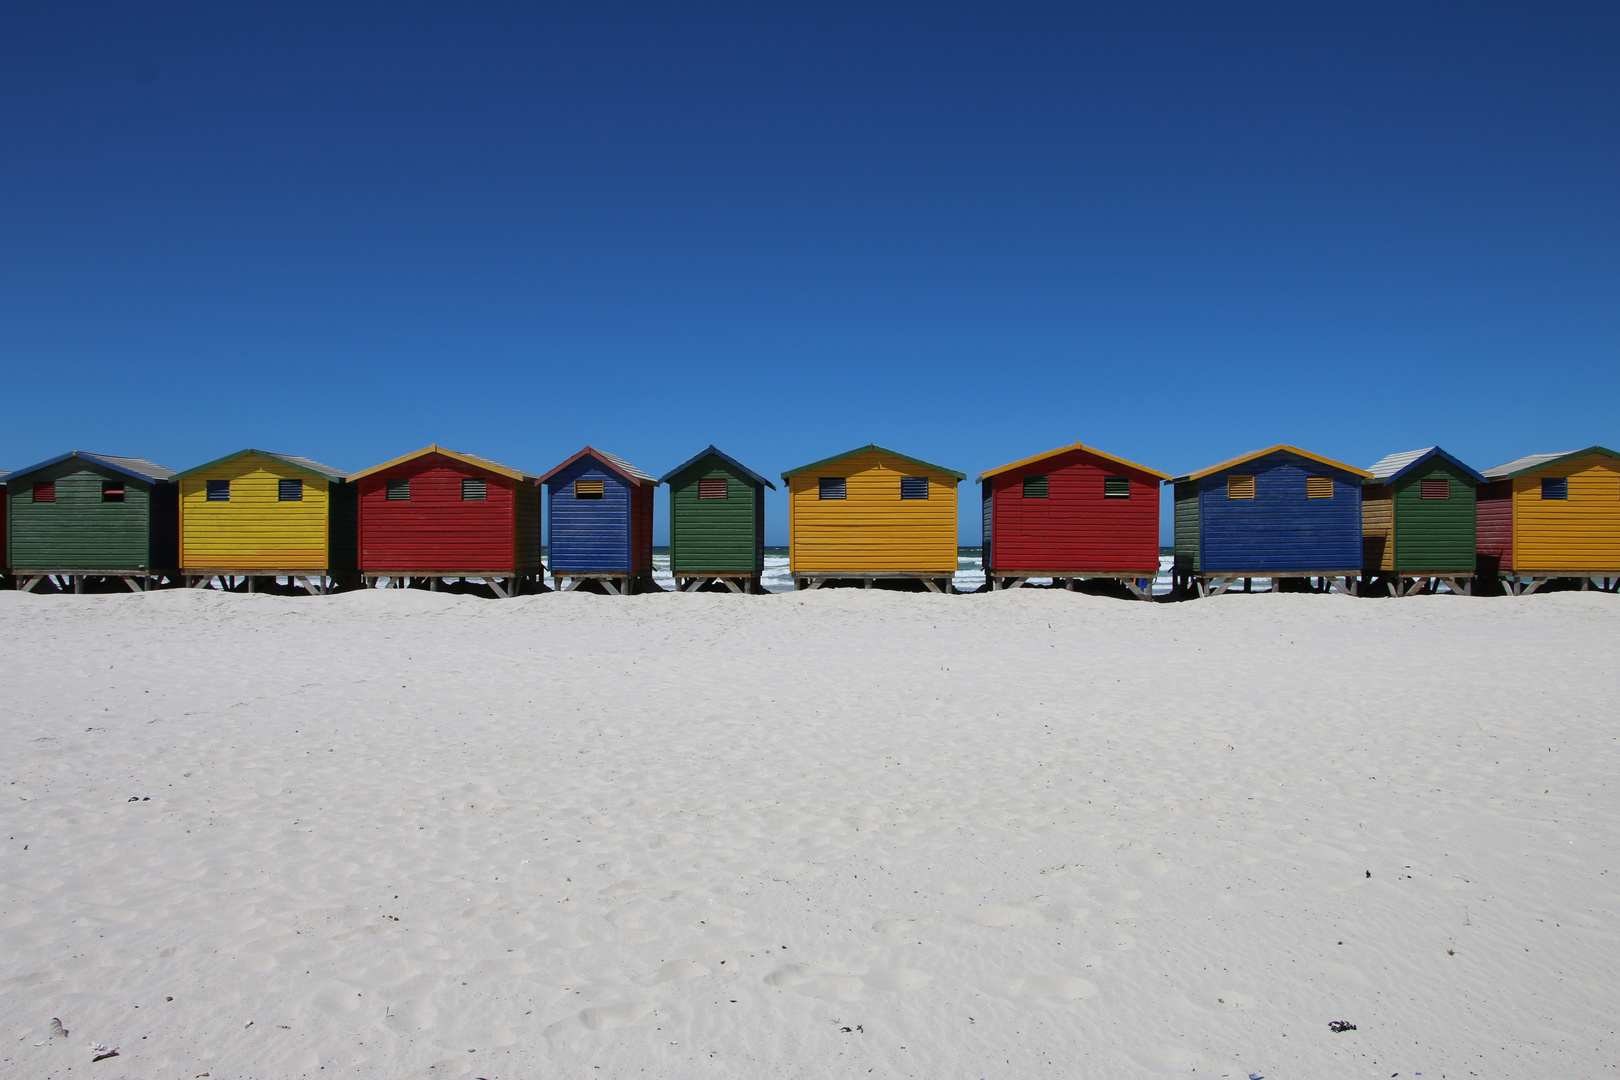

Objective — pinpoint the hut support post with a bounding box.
[1330,576,1357,597]
[1125,578,1152,601]
[121,577,142,592]
[488,577,512,599]
[723,577,745,594]
[20,575,45,593]
[923,578,943,593]
[1521,577,1549,596]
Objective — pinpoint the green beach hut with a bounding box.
[1361,447,1487,596]
[658,446,775,592]
[4,451,178,592]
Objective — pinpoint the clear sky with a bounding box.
[3,3,1616,543]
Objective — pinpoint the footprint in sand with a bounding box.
[547,1000,658,1034]
[634,958,710,985]
[764,964,864,1000]
[989,974,1099,1006]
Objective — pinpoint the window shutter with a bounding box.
[818,476,846,500]
[574,479,604,499]
[385,478,410,501]
[206,479,230,502]
[278,479,303,502]
[1022,475,1048,498]
[1420,478,1450,499]
[900,477,929,499]
[1306,476,1334,499]
[32,481,55,503]
[698,477,728,499]
[101,482,125,503]
[1227,475,1255,499]
[461,477,487,500]
[1103,476,1131,498]
[1541,477,1568,500]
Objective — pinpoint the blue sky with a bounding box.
[3,3,1615,543]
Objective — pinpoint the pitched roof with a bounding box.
[348,445,537,482]
[171,449,348,482]
[0,451,177,484]
[1482,446,1620,480]
[976,440,1168,483]
[1168,445,1371,484]
[657,445,775,489]
[1365,447,1487,486]
[781,444,965,481]
[537,446,657,486]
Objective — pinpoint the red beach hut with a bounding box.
[350,445,542,597]
[978,440,1169,597]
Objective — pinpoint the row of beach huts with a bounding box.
[1,441,1617,598]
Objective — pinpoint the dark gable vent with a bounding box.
[102,482,126,503]
[1541,476,1568,500]
[1022,475,1048,498]
[818,476,846,500]
[698,477,728,499]
[385,478,410,501]
[900,477,929,499]
[206,479,230,502]
[278,479,303,502]
[1103,476,1131,498]
[32,481,56,503]
[1420,478,1450,499]
[461,477,487,501]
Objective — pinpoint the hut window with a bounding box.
[1104,476,1131,498]
[574,479,604,499]
[32,481,55,503]
[698,477,728,499]
[278,479,303,502]
[1022,475,1048,499]
[900,477,929,499]
[206,479,230,502]
[818,477,846,500]
[462,478,487,501]
[1227,475,1255,499]
[386,478,410,501]
[1541,477,1568,500]
[1420,478,1451,499]
[1306,476,1334,498]
[101,482,125,503]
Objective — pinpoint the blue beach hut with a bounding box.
[1169,445,1371,597]
[538,446,659,594]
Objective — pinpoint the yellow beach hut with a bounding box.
[781,444,963,591]
[1477,446,1620,594]
[172,450,355,594]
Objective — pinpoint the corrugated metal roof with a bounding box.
[1365,447,1487,486]
[0,451,177,484]
[657,445,776,489]
[538,446,656,485]
[1483,451,1578,480]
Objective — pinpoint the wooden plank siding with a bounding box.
[666,456,766,576]
[179,455,336,571]
[1361,486,1395,572]
[1185,450,1365,573]
[1476,480,1514,570]
[1173,482,1200,572]
[982,447,1161,574]
[1511,454,1620,571]
[543,451,656,576]
[785,449,959,574]
[1389,459,1477,573]
[355,451,539,574]
[6,460,175,572]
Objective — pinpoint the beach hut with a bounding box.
[658,445,775,593]
[1169,445,1370,597]
[780,444,963,592]
[1476,446,1620,595]
[3,452,177,592]
[538,447,658,594]
[171,450,355,594]
[349,445,542,597]
[1361,447,1487,596]
[977,440,1168,598]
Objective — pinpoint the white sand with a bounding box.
[1,588,1616,1079]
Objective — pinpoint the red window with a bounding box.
[32,481,55,503]
[1420,478,1450,499]
[698,478,728,499]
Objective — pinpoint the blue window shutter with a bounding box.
[206,479,230,502]
[278,479,303,501]
[818,477,846,500]
[1541,477,1568,500]
[900,477,929,499]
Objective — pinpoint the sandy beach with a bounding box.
[1,587,1615,1079]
